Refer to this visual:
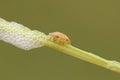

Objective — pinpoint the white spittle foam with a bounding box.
[0,18,47,50]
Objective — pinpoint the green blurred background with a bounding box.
[0,0,120,80]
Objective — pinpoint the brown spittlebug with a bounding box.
[49,32,71,44]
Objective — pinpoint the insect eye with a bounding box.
[55,35,60,38]
[66,39,69,41]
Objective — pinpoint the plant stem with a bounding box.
[43,40,120,73]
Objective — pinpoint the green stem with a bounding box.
[43,40,120,73]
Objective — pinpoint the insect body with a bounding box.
[49,32,71,44]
